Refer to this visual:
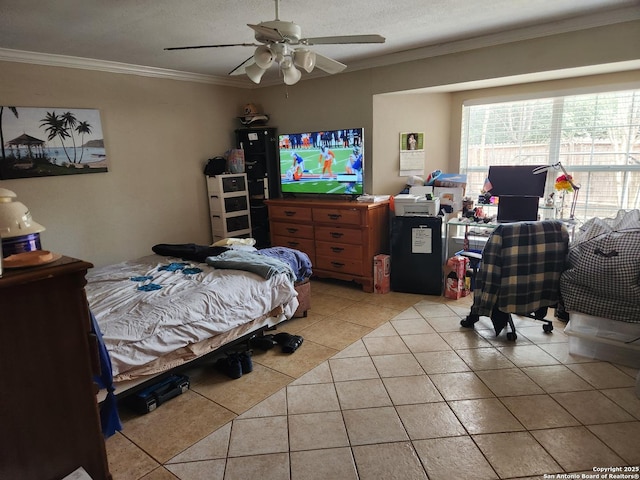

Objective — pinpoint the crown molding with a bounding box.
[0,48,253,88]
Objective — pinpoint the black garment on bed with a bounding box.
[152,243,228,263]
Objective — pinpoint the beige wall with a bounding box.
[0,62,245,267]
[1,20,638,266]
[371,92,452,195]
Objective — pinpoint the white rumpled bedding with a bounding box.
[86,254,298,380]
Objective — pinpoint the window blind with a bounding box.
[460,89,640,221]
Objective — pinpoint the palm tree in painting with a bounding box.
[60,111,79,162]
[0,106,19,160]
[75,121,93,163]
[40,111,73,163]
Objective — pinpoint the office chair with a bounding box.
[460,220,569,341]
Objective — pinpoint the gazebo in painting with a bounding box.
[5,133,46,163]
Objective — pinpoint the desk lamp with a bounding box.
[533,162,581,220]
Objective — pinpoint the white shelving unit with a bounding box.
[206,173,252,242]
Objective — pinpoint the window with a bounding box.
[460,89,640,221]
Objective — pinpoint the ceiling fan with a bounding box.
[165,0,385,85]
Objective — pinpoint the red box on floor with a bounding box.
[444,255,470,299]
[374,254,391,294]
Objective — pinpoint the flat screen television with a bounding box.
[277,128,364,197]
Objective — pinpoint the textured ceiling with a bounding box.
[1,0,639,86]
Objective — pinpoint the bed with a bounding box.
[87,247,309,406]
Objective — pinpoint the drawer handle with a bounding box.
[287,241,300,247]
[330,232,344,239]
[328,213,342,220]
[284,210,296,216]
[286,227,299,234]
[331,247,344,253]
[331,261,345,268]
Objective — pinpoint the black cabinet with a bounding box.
[235,127,279,247]
[390,216,443,295]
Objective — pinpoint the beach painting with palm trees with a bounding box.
[0,106,107,179]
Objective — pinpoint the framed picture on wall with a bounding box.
[0,106,107,179]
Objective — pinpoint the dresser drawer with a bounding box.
[208,194,248,215]
[312,207,361,226]
[271,221,314,239]
[271,235,315,258]
[315,255,364,276]
[270,205,313,222]
[315,225,363,244]
[316,240,363,259]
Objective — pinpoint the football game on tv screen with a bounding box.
[278,128,364,196]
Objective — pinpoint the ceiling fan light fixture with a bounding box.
[293,49,316,73]
[245,62,267,84]
[282,62,301,85]
[253,45,274,69]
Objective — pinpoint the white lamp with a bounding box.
[245,62,267,84]
[253,45,274,69]
[532,162,581,220]
[280,56,301,85]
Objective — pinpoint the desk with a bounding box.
[444,218,498,260]
[445,215,578,260]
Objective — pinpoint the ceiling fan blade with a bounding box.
[165,43,258,51]
[248,23,285,42]
[302,34,385,45]
[228,55,255,76]
[313,52,347,75]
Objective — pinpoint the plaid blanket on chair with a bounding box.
[471,220,569,317]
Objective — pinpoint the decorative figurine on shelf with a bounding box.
[545,192,555,207]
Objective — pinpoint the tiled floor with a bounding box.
[105,279,640,480]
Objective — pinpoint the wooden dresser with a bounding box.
[266,198,390,292]
[0,256,112,480]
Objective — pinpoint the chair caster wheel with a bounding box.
[506,332,517,341]
[543,323,553,333]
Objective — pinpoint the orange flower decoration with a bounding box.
[555,174,574,193]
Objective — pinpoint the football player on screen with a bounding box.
[290,151,305,181]
[318,145,336,179]
[345,146,363,193]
